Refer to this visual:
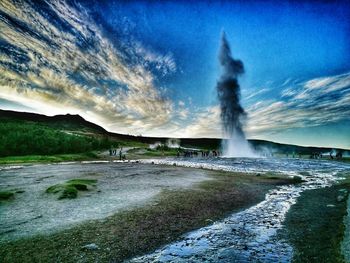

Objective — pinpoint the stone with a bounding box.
[82,243,99,250]
[337,195,346,202]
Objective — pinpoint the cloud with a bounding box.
[0,0,176,134]
[170,72,350,139]
[245,72,350,136]
[179,106,221,138]
[244,87,270,101]
[0,0,349,140]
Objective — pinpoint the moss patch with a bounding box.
[279,179,350,262]
[262,171,285,180]
[46,179,97,199]
[0,153,101,165]
[291,175,304,183]
[0,191,14,201]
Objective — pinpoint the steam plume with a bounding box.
[216,32,256,157]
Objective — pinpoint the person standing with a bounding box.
[119,147,123,160]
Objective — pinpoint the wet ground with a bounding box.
[1,157,350,262]
[130,157,350,262]
[0,162,211,241]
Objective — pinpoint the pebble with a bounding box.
[337,195,346,202]
[82,243,99,250]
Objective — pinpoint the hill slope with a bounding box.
[0,109,347,157]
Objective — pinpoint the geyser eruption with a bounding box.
[216,32,256,157]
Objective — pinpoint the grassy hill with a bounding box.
[0,109,347,159]
[0,110,136,157]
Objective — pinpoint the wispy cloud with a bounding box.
[244,87,270,101]
[0,0,176,134]
[1,0,349,140]
[172,72,350,138]
[246,72,350,135]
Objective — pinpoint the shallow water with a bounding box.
[0,162,210,241]
[130,157,350,262]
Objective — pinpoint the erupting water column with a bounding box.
[216,32,256,157]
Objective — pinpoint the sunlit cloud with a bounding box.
[0,0,176,134]
[0,0,349,143]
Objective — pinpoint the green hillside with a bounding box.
[0,119,113,157]
[0,109,347,159]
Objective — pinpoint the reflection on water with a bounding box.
[131,157,350,262]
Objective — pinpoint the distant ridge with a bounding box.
[0,109,347,153]
[0,109,107,133]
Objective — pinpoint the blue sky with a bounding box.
[0,0,349,148]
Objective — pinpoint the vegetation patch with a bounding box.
[260,172,304,184]
[279,179,350,262]
[46,179,97,200]
[291,175,304,183]
[338,176,350,186]
[0,153,102,165]
[0,191,15,201]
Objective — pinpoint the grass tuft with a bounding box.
[0,191,15,201]
[59,186,78,200]
[292,175,304,183]
[46,179,97,199]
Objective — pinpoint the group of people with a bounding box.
[177,150,221,158]
[109,148,126,160]
[309,152,323,159]
[310,151,343,160]
[332,151,343,160]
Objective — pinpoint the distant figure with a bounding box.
[336,151,343,160]
[119,148,123,160]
